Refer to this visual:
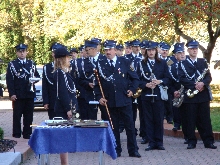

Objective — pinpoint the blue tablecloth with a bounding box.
[28,123,117,160]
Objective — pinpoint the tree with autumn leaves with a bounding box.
[125,0,220,62]
[0,0,219,74]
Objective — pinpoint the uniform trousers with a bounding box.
[87,104,98,120]
[55,111,68,120]
[164,94,173,122]
[98,105,109,121]
[138,97,147,139]
[185,101,214,145]
[142,100,164,147]
[12,98,34,137]
[77,98,90,120]
[179,103,188,140]
[109,105,138,155]
[173,106,181,128]
[118,99,138,132]
[47,108,56,120]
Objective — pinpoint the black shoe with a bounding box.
[119,128,124,133]
[187,144,196,149]
[117,152,121,157]
[172,127,180,131]
[204,144,217,149]
[139,132,143,137]
[157,146,165,150]
[141,138,148,144]
[167,120,173,124]
[145,146,156,151]
[184,139,188,144]
[13,135,20,138]
[23,135,31,139]
[129,151,141,158]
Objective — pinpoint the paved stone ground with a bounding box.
[0,101,220,165]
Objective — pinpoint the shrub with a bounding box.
[0,128,4,139]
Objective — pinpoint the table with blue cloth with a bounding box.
[28,122,117,165]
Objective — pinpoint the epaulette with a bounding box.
[166,59,174,66]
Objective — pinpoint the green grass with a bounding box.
[210,107,220,132]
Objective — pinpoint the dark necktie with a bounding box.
[194,61,197,66]
[23,61,25,68]
[151,61,155,66]
[110,60,114,71]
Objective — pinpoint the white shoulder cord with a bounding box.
[43,65,53,85]
[180,62,195,80]
[57,70,59,99]
[168,65,179,82]
[98,62,113,81]
[60,70,76,93]
[10,62,26,78]
[75,60,80,77]
[81,60,94,79]
[139,61,151,80]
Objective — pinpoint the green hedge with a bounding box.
[0,127,4,139]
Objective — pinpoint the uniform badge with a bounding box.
[20,69,22,71]
[146,72,148,75]
[122,74,124,77]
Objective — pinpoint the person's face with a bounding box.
[157,47,162,54]
[70,52,78,60]
[97,44,101,52]
[141,48,146,55]
[85,47,97,57]
[147,49,156,59]
[16,49,27,60]
[125,46,132,54]
[160,49,169,58]
[51,51,55,59]
[66,56,71,67]
[116,49,124,57]
[175,52,186,61]
[132,46,140,54]
[104,48,116,60]
[81,49,87,58]
[187,48,198,58]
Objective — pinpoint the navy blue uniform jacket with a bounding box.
[6,59,40,98]
[94,56,139,107]
[137,59,169,101]
[70,58,86,99]
[78,55,106,102]
[42,62,56,109]
[168,62,182,97]
[178,58,212,103]
[53,69,77,113]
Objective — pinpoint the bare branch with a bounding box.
[173,16,206,52]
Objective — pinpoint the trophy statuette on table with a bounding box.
[69,100,80,121]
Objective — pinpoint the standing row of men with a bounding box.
[6,38,216,158]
